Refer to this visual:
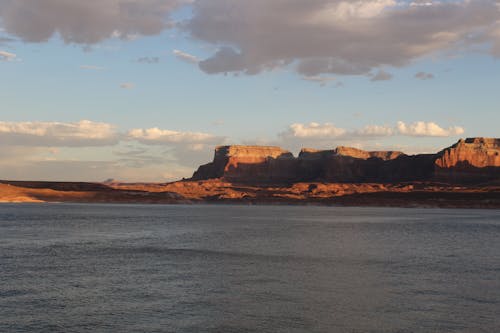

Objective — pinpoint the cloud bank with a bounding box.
[281,121,465,140]
[128,127,224,146]
[0,120,119,146]
[1,1,500,78]
[188,0,500,76]
[0,0,186,44]
[0,119,467,181]
[0,120,225,148]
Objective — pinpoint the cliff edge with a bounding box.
[435,138,500,183]
[192,138,499,184]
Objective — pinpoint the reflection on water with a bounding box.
[1,204,499,332]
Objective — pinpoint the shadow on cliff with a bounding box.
[435,161,500,184]
[222,153,299,185]
[0,180,114,192]
[191,139,500,186]
[208,153,439,185]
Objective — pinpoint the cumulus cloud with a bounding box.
[187,0,500,77]
[128,127,224,146]
[415,71,435,80]
[0,119,226,149]
[173,49,200,64]
[396,121,464,137]
[281,121,464,141]
[0,120,119,146]
[284,123,347,139]
[0,120,227,180]
[0,0,187,44]
[0,50,16,61]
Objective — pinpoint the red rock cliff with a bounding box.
[191,138,499,184]
[434,138,500,182]
[192,145,297,183]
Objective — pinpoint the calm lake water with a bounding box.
[1,204,499,333]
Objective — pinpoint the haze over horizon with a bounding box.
[1,0,499,182]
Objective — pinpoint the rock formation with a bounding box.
[192,138,500,184]
[434,138,500,183]
[192,145,297,183]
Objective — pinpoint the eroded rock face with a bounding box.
[334,146,404,160]
[191,138,500,184]
[192,145,297,183]
[323,147,406,182]
[435,138,500,182]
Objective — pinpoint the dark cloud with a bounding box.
[186,0,500,76]
[1,0,500,78]
[0,0,186,44]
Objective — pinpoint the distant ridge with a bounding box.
[192,138,500,184]
[1,138,499,208]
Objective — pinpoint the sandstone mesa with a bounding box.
[0,138,499,208]
[193,138,500,184]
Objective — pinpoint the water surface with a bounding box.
[1,204,499,332]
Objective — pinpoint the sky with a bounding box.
[0,0,499,182]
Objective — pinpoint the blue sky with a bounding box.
[0,0,499,181]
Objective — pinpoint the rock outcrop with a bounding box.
[323,147,406,182]
[191,138,500,184]
[192,145,297,183]
[434,138,500,183]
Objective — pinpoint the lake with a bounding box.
[1,204,499,332]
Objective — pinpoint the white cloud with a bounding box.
[396,121,464,137]
[0,120,119,147]
[0,50,16,61]
[0,120,226,149]
[0,120,225,181]
[128,127,224,145]
[281,121,464,141]
[173,49,200,64]
[284,123,347,139]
